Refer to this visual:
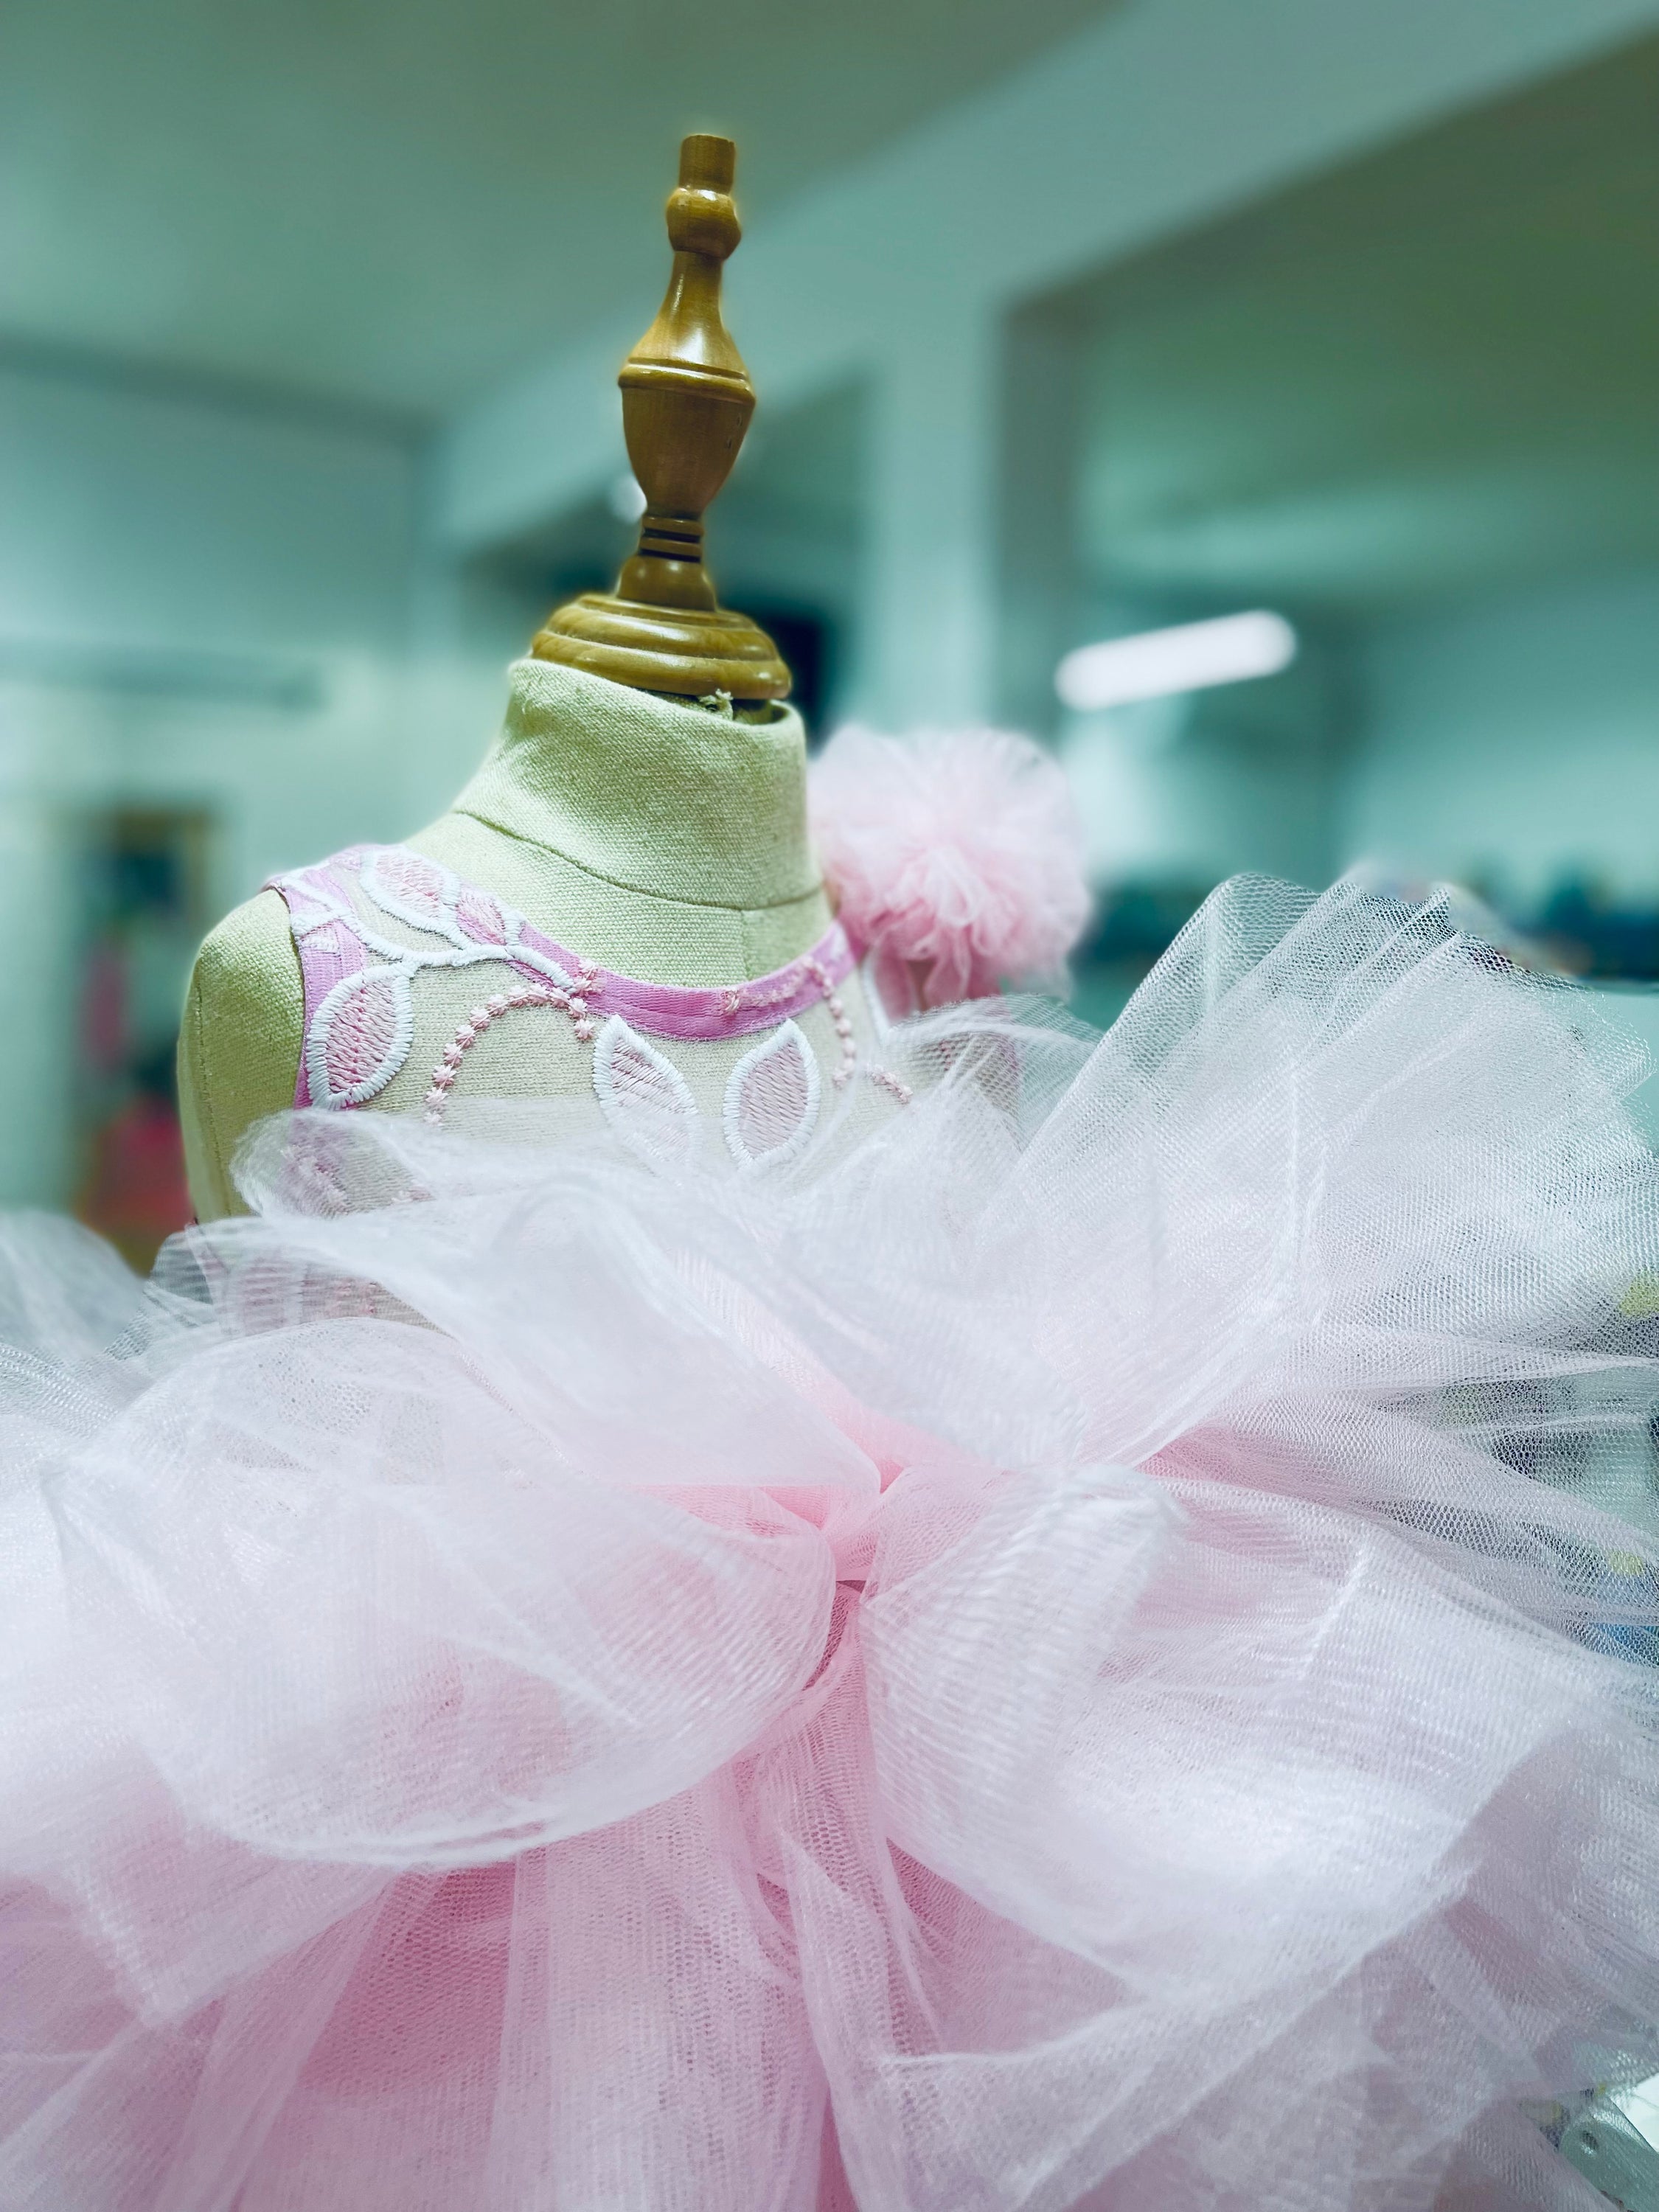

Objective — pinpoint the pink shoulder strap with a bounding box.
[267,844,858,1113]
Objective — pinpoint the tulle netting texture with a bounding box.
[5,874,1659,2212]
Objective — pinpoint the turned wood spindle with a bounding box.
[532,135,790,704]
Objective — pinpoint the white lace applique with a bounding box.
[591,1017,702,1170]
[723,1020,821,1173]
[359,847,468,939]
[306,969,417,1110]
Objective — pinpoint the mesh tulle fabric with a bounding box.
[4,875,1659,2211]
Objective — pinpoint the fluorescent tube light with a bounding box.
[1056,611,1297,713]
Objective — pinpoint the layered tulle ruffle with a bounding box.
[3,876,1659,2210]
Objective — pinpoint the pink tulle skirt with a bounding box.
[4,877,1659,2210]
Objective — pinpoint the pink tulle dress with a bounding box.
[1,737,1658,2211]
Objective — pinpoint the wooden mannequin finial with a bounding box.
[532,136,790,702]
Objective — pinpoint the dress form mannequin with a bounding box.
[180,137,875,1220]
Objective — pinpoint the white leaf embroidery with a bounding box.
[592,1016,701,1169]
[361,848,463,942]
[723,1020,821,1172]
[307,967,415,1109]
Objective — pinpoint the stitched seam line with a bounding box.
[449,807,825,916]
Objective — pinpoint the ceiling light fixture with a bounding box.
[1055,611,1297,713]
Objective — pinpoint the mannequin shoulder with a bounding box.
[178,890,304,1220]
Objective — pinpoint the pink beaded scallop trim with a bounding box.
[805,956,910,1105]
[422,956,913,1125]
[422,962,911,1124]
[423,962,600,1123]
[805,956,857,1091]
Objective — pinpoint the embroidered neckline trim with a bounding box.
[268,842,860,1115]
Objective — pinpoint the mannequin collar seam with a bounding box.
[449,807,824,914]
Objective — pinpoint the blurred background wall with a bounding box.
[1,0,1658,1247]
